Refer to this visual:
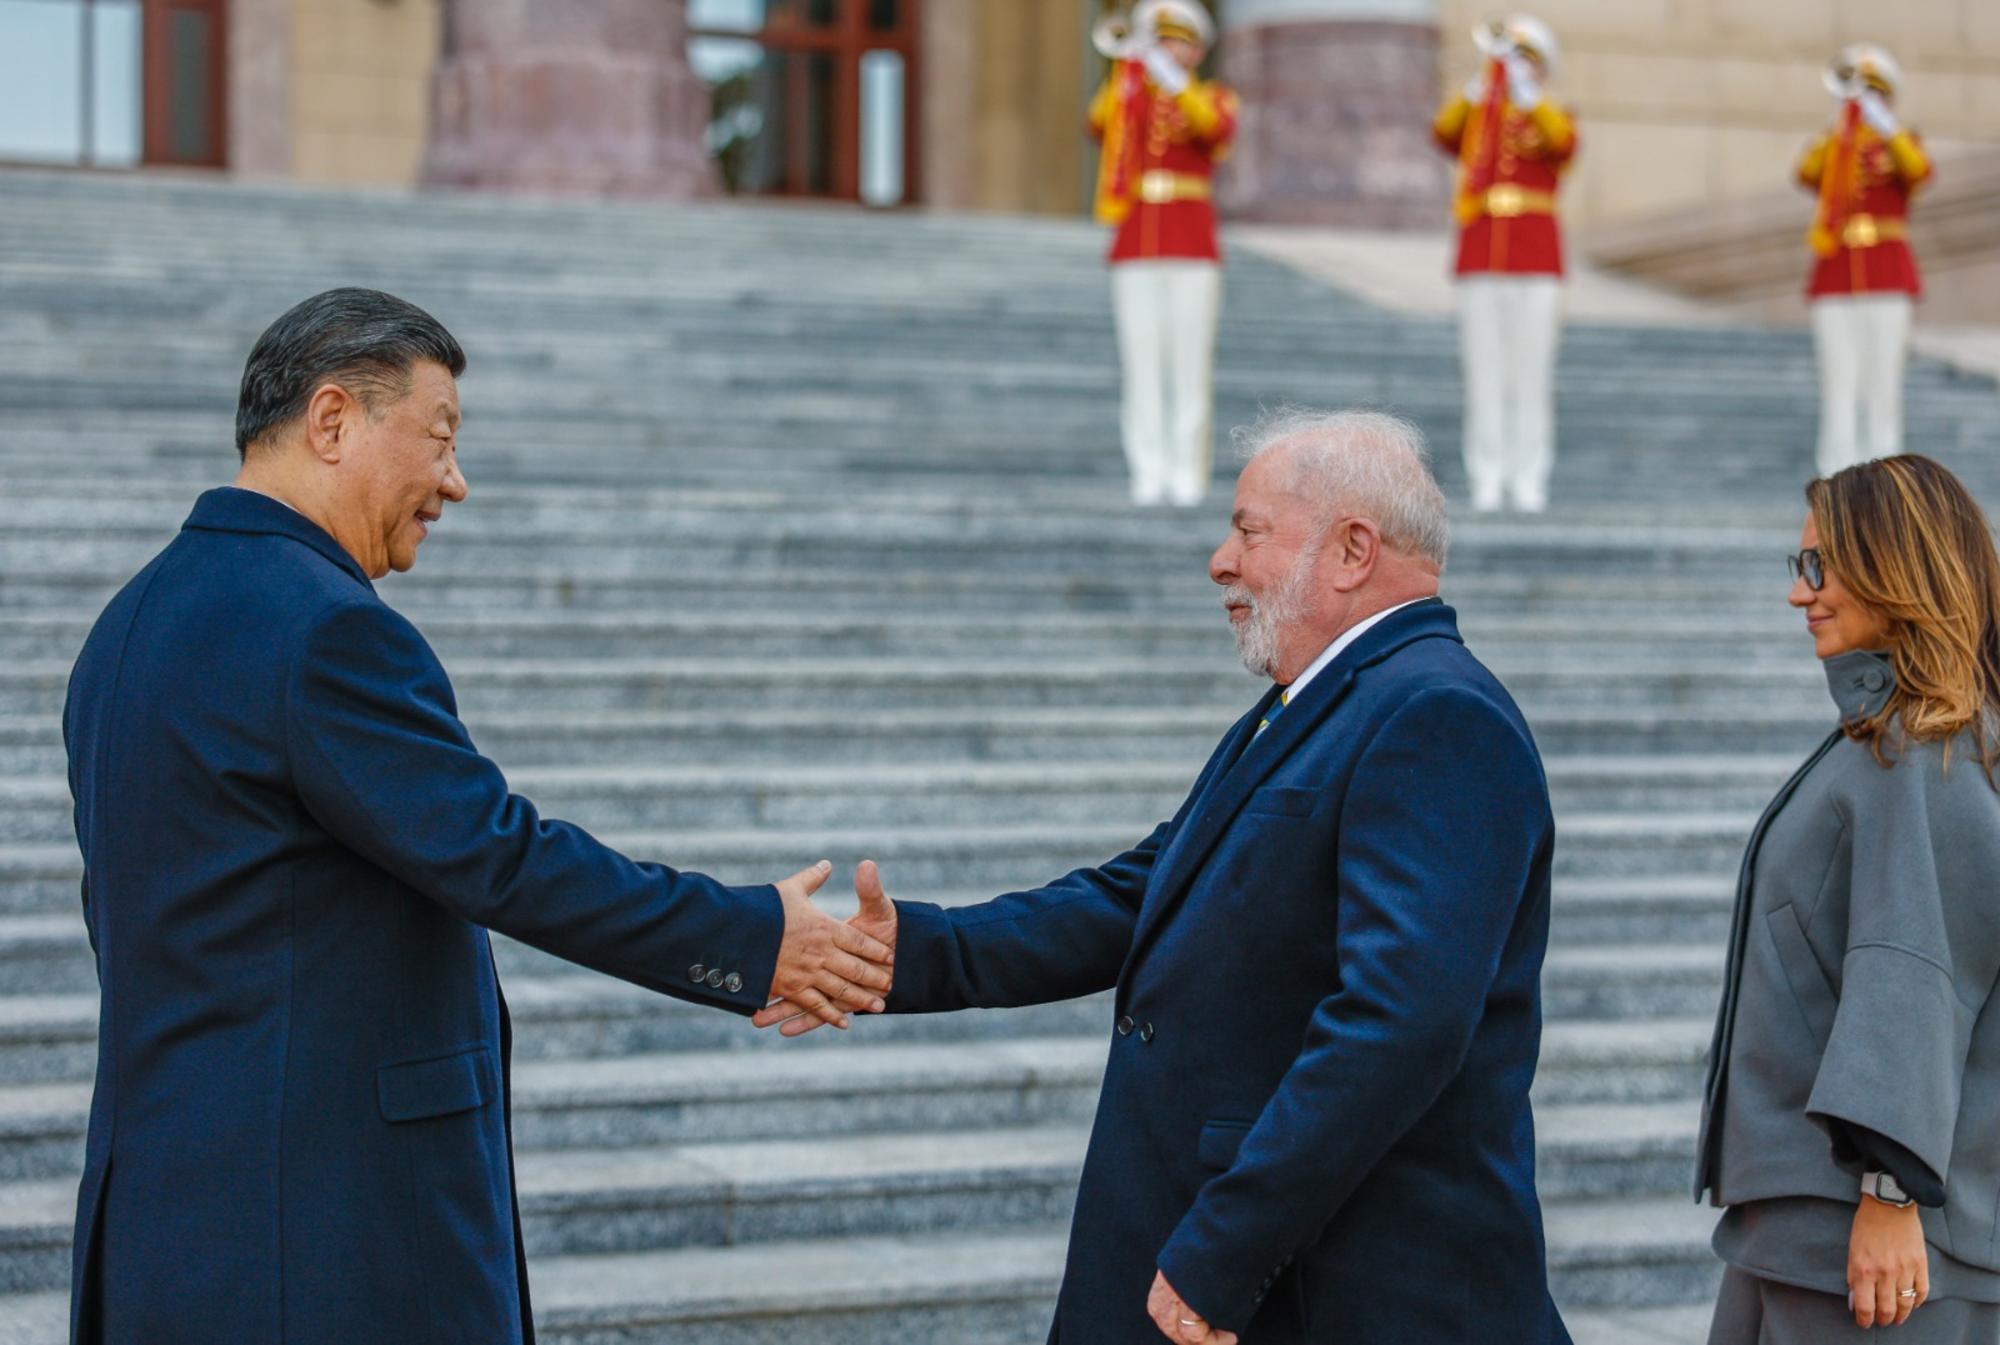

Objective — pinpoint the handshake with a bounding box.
[754,858,900,1036]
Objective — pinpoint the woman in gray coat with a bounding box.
[1697,454,2000,1342]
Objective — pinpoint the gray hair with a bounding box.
[1235,407,1450,570]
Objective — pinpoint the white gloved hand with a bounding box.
[1857,90,1900,137]
[1143,47,1191,97]
[1504,54,1543,108]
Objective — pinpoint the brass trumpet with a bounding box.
[1093,5,1156,61]
[1472,16,1513,58]
[1823,56,1861,100]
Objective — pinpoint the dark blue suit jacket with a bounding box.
[888,601,1571,1344]
[62,488,786,1344]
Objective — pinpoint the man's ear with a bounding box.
[1327,518,1382,594]
[302,382,355,465]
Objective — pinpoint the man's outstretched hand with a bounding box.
[754,860,899,1037]
[760,860,895,1031]
[1149,1271,1237,1345]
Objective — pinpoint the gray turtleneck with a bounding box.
[1694,650,2000,1300]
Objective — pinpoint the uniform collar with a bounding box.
[1824,649,1896,724]
[181,487,374,590]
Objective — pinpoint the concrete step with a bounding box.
[0,1013,1709,1183]
[0,704,1839,775]
[0,872,1734,995]
[0,755,1794,843]
[0,813,1755,914]
[0,1109,1718,1297]
[0,1106,1716,1303]
[0,657,1834,720]
[0,608,1817,666]
[0,950,1722,1088]
[0,1197,1723,1338]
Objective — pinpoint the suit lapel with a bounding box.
[1125,600,1459,972]
[1146,687,1279,888]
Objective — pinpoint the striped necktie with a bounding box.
[1255,688,1290,738]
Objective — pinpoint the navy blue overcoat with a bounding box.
[63,488,785,1343]
[888,600,1573,1344]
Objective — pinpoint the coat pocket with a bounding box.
[1243,786,1318,819]
[1766,903,1839,1044]
[1197,1119,1254,1170]
[377,1046,494,1123]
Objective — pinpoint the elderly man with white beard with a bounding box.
[760,408,1572,1345]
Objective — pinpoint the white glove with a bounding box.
[1504,54,1543,109]
[1143,47,1191,97]
[1858,90,1900,137]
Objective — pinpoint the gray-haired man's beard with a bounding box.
[1222,545,1320,680]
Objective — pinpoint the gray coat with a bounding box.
[1696,650,2000,1279]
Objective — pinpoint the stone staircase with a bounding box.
[0,169,1998,1345]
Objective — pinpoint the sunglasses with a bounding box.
[1787,548,1825,591]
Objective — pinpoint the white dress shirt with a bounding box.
[1281,598,1431,703]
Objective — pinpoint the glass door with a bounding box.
[689,0,919,206]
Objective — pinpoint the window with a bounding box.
[0,0,142,166]
[689,0,919,204]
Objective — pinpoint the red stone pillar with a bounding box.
[1220,0,1449,229]
[424,0,718,198]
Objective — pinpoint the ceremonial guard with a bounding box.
[1800,45,1933,475]
[1089,0,1237,507]
[1431,15,1577,513]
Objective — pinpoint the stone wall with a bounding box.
[1219,0,1451,227]
[289,0,440,186]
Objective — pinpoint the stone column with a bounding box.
[424,0,717,198]
[1220,0,1450,229]
[228,0,292,177]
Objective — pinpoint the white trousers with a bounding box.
[1112,261,1222,505]
[1456,275,1563,511]
[1812,293,1912,476]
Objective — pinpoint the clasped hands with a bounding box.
[758,860,899,1034]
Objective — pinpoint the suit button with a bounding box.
[724,973,743,993]
[689,964,706,983]
[1139,1023,1156,1044]
[1116,1016,1135,1036]
[706,969,724,988]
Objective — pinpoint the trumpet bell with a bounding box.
[1093,13,1133,60]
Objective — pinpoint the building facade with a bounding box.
[4,0,1999,242]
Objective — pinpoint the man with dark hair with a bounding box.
[62,287,893,1343]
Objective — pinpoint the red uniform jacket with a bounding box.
[1799,118,1932,300]
[1089,69,1238,265]
[1432,83,1577,277]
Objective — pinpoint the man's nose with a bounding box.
[443,457,469,504]
[1209,538,1238,586]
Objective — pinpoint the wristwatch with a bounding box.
[1864,1171,1916,1208]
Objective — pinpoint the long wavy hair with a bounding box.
[1806,455,2000,779]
